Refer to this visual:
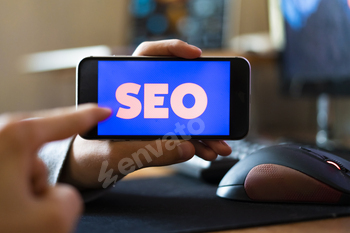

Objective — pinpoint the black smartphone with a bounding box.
[77,56,250,140]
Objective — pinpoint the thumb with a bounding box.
[132,39,202,59]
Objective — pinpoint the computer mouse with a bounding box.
[217,144,350,204]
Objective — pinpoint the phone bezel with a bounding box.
[77,56,250,140]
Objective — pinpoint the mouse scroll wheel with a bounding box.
[299,147,348,172]
[326,160,348,172]
[326,160,341,170]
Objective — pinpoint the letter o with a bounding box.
[170,83,208,119]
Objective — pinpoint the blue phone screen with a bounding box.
[97,60,230,136]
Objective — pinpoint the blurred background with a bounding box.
[1,0,350,148]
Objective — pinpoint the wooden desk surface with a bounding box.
[125,167,350,233]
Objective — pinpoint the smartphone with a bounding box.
[77,56,250,140]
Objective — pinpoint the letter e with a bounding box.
[144,83,169,118]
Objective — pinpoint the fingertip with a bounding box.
[187,44,202,58]
[177,140,195,161]
[78,103,111,113]
[219,140,232,156]
[190,140,218,161]
[168,40,202,59]
[78,104,112,123]
[132,39,202,59]
[98,107,113,117]
[201,140,232,156]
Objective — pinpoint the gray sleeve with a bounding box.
[38,137,111,202]
[38,137,73,185]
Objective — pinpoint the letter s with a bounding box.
[115,83,142,119]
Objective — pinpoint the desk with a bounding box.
[124,166,350,233]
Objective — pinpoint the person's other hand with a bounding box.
[0,104,111,233]
[62,39,232,190]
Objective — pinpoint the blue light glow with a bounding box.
[281,0,321,30]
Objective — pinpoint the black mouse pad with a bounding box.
[76,174,350,233]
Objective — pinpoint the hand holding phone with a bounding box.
[77,56,250,140]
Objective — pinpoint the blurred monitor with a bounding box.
[270,0,350,97]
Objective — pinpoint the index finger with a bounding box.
[22,104,111,148]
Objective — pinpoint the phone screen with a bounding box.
[77,56,250,140]
[97,60,231,136]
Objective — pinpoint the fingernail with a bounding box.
[177,142,194,161]
[100,107,112,113]
[98,107,112,114]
